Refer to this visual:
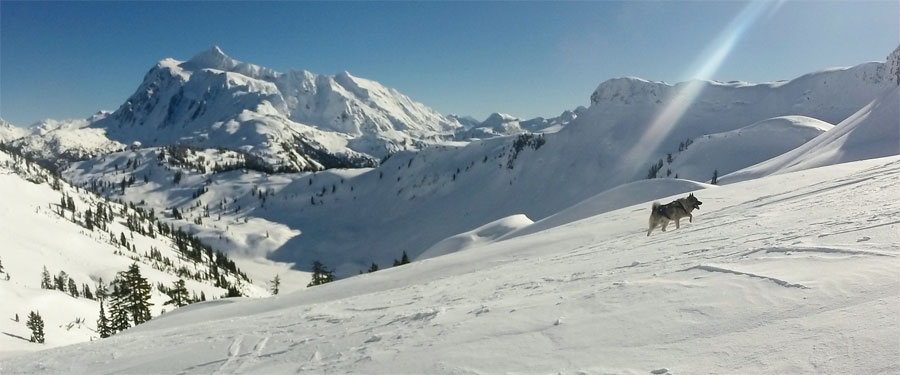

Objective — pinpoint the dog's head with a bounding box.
[687,193,702,210]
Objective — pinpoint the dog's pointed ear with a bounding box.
[689,193,693,197]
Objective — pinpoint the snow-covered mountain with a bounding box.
[0,148,267,354]
[0,118,27,143]
[4,155,899,373]
[60,47,898,279]
[454,109,582,140]
[89,46,461,171]
[665,115,833,181]
[9,116,125,170]
[722,45,900,183]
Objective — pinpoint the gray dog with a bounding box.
[647,193,703,236]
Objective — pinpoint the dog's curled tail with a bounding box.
[651,202,660,210]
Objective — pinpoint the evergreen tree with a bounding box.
[269,275,280,295]
[393,251,411,266]
[307,261,334,287]
[711,169,719,185]
[40,266,52,289]
[367,262,379,273]
[0,256,4,273]
[95,278,108,301]
[108,283,131,333]
[163,279,190,308]
[66,196,75,211]
[82,283,94,300]
[26,311,45,343]
[97,302,112,338]
[67,278,79,298]
[84,208,94,231]
[54,270,68,292]
[121,263,153,325]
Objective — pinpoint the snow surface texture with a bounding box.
[4,156,899,374]
[8,116,125,170]
[0,150,267,355]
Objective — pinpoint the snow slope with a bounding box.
[503,178,715,240]
[721,87,899,184]
[666,115,833,181]
[4,155,898,374]
[0,149,266,355]
[416,214,534,260]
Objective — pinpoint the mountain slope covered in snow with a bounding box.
[4,155,899,374]
[0,148,266,355]
[61,49,899,278]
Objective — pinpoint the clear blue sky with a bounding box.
[1,1,897,126]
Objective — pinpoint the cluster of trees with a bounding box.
[40,266,95,300]
[507,133,546,169]
[97,263,153,338]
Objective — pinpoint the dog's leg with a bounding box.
[647,218,655,236]
[689,214,693,223]
[661,220,668,232]
[675,218,681,229]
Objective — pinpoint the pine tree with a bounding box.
[55,270,68,292]
[97,302,112,338]
[307,261,334,287]
[68,278,79,298]
[82,283,94,300]
[393,251,411,266]
[0,256,4,273]
[121,263,153,325]
[108,283,131,333]
[163,279,190,308]
[95,278,108,301]
[711,169,719,185]
[66,196,75,212]
[269,275,281,295]
[367,263,379,273]
[40,266,52,289]
[26,311,45,343]
[84,208,94,231]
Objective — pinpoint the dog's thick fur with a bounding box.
[647,193,702,236]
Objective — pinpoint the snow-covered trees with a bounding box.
[40,266,52,289]
[104,263,153,336]
[307,261,334,287]
[26,311,45,343]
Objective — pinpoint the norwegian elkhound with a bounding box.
[647,193,702,236]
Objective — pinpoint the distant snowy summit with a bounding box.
[87,46,469,171]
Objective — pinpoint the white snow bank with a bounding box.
[416,214,533,260]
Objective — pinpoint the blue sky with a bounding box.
[1,1,897,126]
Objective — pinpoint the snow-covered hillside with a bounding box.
[0,148,266,355]
[665,115,833,181]
[721,46,900,184]
[4,156,898,374]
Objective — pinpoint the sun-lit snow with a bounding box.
[3,156,898,373]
